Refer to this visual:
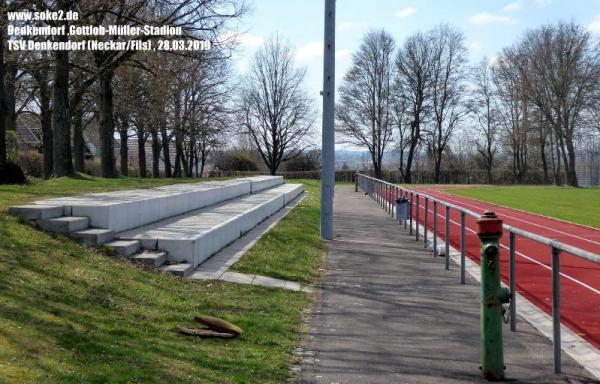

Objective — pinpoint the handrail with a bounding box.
[355,172,600,375]
[356,173,600,265]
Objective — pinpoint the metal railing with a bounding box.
[355,173,600,374]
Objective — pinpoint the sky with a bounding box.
[230,0,600,146]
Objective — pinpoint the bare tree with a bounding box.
[336,30,395,178]
[426,25,467,182]
[469,58,499,183]
[51,0,73,177]
[395,31,434,183]
[0,9,6,169]
[239,36,314,175]
[517,22,600,186]
[493,48,529,183]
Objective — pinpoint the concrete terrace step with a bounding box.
[159,263,194,277]
[104,240,140,256]
[70,228,114,245]
[29,176,283,233]
[38,216,89,233]
[131,251,168,267]
[117,183,304,269]
[8,204,64,221]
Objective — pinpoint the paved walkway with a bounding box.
[300,186,595,384]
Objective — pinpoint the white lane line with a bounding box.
[418,205,600,295]
[420,189,600,248]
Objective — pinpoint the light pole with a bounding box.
[321,0,336,240]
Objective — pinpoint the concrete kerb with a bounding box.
[405,213,600,380]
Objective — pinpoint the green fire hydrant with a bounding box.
[477,211,511,381]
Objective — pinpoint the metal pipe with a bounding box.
[404,188,408,230]
[433,201,438,256]
[445,205,450,270]
[424,198,429,248]
[415,195,420,241]
[552,246,561,374]
[460,211,466,284]
[509,232,516,332]
[410,193,414,235]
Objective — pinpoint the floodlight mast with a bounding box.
[320,0,336,240]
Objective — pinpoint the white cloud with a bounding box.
[296,41,323,61]
[470,12,516,26]
[335,49,352,60]
[588,15,600,34]
[502,2,522,12]
[396,6,416,19]
[338,21,368,32]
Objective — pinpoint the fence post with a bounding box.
[445,205,450,270]
[552,246,561,374]
[424,198,429,248]
[415,195,420,241]
[410,193,414,235]
[433,201,438,256]
[509,232,516,331]
[460,211,466,284]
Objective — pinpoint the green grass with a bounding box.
[0,175,319,383]
[447,186,600,229]
[231,180,325,284]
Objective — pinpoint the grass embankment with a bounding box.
[447,186,600,229]
[231,180,325,284]
[0,175,320,383]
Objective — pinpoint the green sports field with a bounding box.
[447,186,600,229]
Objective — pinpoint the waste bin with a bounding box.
[396,197,409,221]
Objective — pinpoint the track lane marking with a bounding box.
[419,188,600,248]
[415,203,600,295]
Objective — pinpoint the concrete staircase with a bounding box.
[8,176,303,278]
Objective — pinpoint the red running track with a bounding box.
[376,185,600,350]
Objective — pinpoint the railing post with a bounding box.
[552,246,561,374]
[445,205,450,270]
[460,211,466,284]
[509,232,516,332]
[410,193,414,235]
[386,185,392,215]
[433,201,438,256]
[415,195,420,241]
[424,198,429,248]
[404,189,408,230]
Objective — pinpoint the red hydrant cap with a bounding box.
[476,211,503,237]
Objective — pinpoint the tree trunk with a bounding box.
[72,108,85,172]
[98,69,117,177]
[0,27,7,168]
[4,61,16,134]
[137,128,147,178]
[51,5,72,177]
[151,128,160,178]
[119,119,128,176]
[160,119,172,177]
[174,137,183,178]
[40,80,53,178]
[403,133,418,183]
[565,136,578,187]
